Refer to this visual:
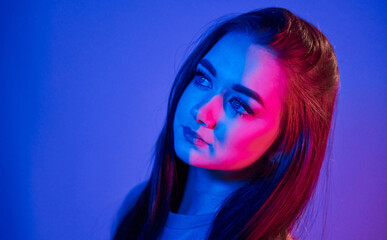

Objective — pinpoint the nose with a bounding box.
[190,94,223,129]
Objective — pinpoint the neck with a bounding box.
[177,165,248,215]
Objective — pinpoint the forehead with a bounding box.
[202,32,286,101]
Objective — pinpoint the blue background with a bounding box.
[1,0,386,239]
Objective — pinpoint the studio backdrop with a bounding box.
[1,0,386,239]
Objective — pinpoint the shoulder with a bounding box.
[116,180,148,220]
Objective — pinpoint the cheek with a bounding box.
[217,119,280,168]
[175,85,200,117]
[175,90,192,121]
[227,119,279,149]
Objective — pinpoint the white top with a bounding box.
[117,181,293,240]
[158,211,216,240]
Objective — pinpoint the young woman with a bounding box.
[113,7,339,240]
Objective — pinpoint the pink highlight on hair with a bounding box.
[242,11,339,239]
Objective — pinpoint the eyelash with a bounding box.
[229,97,254,118]
[193,69,212,89]
[192,69,254,119]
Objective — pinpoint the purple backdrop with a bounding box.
[1,0,386,239]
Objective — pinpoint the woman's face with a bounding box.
[173,32,286,171]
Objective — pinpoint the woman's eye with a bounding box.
[229,97,254,118]
[193,70,212,88]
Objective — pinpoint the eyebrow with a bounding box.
[198,59,217,77]
[198,58,265,107]
[232,84,265,108]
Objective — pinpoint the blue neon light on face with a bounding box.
[173,32,286,171]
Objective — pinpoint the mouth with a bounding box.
[182,125,208,147]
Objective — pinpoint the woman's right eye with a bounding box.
[193,70,212,89]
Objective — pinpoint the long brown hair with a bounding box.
[113,7,339,240]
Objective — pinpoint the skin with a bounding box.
[173,32,287,214]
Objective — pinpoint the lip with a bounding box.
[182,125,209,147]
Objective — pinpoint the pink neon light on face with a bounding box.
[173,32,286,171]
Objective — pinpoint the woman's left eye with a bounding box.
[229,97,254,118]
